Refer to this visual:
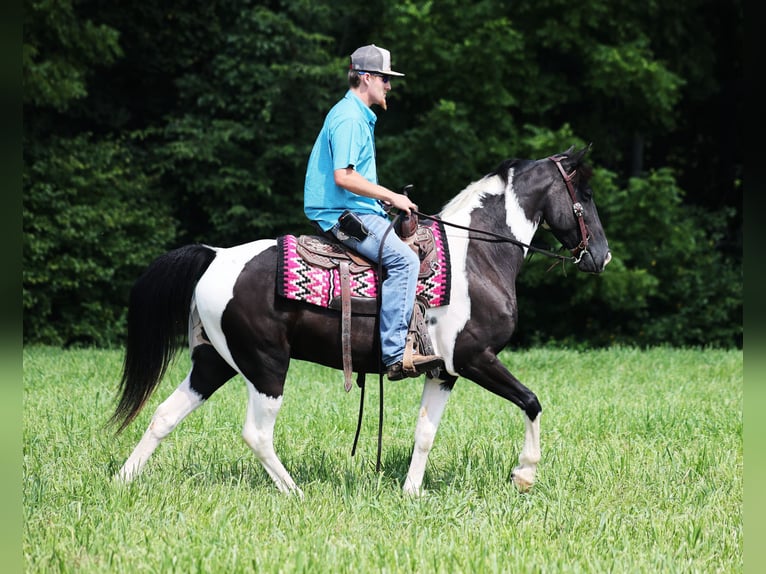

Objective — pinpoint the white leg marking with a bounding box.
[116,374,204,482]
[511,413,541,491]
[403,377,452,496]
[241,383,303,497]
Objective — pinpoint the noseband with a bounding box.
[548,155,590,263]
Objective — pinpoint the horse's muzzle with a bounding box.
[577,249,611,273]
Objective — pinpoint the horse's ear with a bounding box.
[570,143,592,165]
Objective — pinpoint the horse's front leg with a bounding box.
[460,350,542,492]
[403,373,455,496]
[511,413,541,491]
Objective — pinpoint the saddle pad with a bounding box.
[277,219,451,310]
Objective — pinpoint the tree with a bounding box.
[23,0,175,345]
[22,0,742,348]
[148,1,343,245]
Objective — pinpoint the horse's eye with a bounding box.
[580,187,593,201]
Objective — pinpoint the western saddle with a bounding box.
[297,212,440,390]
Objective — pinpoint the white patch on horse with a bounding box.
[242,383,303,497]
[116,373,204,482]
[512,413,541,491]
[195,239,275,370]
[403,376,452,495]
[504,174,538,255]
[428,168,537,374]
[428,173,506,373]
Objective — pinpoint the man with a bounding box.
[304,44,443,381]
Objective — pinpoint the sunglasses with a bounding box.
[360,71,390,83]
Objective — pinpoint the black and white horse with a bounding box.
[111,146,611,496]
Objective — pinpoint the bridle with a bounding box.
[548,154,590,263]
[412,155,592,265]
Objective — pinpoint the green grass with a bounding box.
[23,346,742,573]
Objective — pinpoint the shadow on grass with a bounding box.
[103,432,520,495]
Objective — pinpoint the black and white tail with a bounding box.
[110,244,217,433]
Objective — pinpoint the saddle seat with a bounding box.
[295,218,441,315]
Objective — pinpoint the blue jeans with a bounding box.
[330,213,420,367]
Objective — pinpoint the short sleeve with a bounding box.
[330,118,370,172]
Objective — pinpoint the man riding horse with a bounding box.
[303,44,443,381]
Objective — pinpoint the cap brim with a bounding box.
[357,66,405,77]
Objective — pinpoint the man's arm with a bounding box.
[334,168,417,214]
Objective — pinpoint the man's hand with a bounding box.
[384,192,417,215]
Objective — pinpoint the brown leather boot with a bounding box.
[387,352,444,381]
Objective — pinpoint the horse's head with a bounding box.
[541,145,611,273]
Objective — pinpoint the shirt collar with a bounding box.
[345,90,377,125]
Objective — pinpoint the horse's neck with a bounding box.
[442,172,541,242]
[441,171,541,281]
[472,232,525,282]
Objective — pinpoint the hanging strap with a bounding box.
[339,261,354,392]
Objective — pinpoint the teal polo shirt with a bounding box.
[304,90,388,231]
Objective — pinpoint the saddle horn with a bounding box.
[395,184,418,240]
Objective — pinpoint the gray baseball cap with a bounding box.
[350,44,405,77]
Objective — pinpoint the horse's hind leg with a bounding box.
[241,379,303,497]
[403,373,455,496]
[116,345,236,482]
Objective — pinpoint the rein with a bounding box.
[411,155,591,265]
[412,210,572,263]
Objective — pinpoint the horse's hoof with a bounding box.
[402,479,425,497]
[511,467,535,492]
[283,485,304,499]
[114,469,134,484]
[403,486,426,497]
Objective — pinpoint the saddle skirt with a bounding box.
[276,219,451,314]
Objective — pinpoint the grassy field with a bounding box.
[23,346,742,573]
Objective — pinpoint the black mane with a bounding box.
[490,154,593,186]
[488,158,536,185]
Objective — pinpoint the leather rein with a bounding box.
[413,155,591,264]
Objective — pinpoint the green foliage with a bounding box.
[599,170,741,346]
[587,39,684,131]
[22,0,122,111]
[149,2,342,244]
[23,135,176,345]
[21,0,742,348]
[516,167,741,348]
[381,1,526,207]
